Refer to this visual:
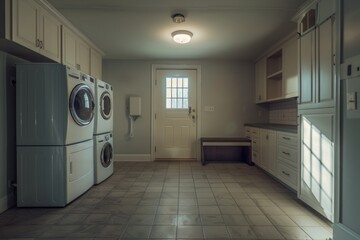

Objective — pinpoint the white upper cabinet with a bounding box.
[298,8,335,109]
[255,58,267,103]
[90,48,102,79]
[12,0,61,62]
[62,26,91,74]
[77,38,90,74]
[254,34,299,103]
[283,36,298,98]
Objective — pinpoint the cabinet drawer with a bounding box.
[278,162,297,189]
[278,132,298,147]
[278,145,297,165]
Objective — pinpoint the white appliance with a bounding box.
[17,139,94,207]
[16,64,96,146]
[94,132,114,184]
[94,79,113,135]
[16,63,96,207]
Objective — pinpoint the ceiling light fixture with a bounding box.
[171,13,193,44]
[172,30,193,44]
[172,13,185,24]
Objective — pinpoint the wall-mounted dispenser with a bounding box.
[128,96,141,138]
[129,96,141,117]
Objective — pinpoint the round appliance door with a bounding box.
[101,142,113,168]
[69,84,95,126]
[100,91,112,120]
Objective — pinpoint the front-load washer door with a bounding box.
[100,91,112,120]
[101,142,113,168]
[70,84,95,126]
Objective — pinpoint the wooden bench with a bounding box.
[200,137,252,165]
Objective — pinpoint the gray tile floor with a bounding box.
[0,161,333,239]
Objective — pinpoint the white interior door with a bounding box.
[155,69,197,159]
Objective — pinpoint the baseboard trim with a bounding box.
[334,223,360,240]
[114,154,152,162]
[0,192,15,214]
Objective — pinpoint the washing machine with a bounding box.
[17,139,94,207]
[16,64,96,146]
[94,132,114,184]
[94,79,113,135]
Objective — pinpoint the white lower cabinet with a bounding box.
[248,126,298,191]
[249,128,260,166]
[277,132,298,190]
[259,129,277,175]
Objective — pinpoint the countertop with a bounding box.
[244,123,298,133]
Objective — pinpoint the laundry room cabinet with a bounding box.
[254,34,298,103]
[255,58,267,103]
[12,0,61,63]
[259,129,277,175]
[90,48,102,79]
[62,26,91,74]
[298,15,336,109]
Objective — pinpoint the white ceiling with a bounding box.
[48,0,305,60]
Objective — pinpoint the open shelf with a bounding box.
[267,70,283,80]
[266,49,283,100]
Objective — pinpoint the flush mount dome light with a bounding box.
[172,30,193,44]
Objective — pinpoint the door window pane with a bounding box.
[165,76,189,109]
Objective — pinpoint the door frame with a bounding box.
[151,64,202,161]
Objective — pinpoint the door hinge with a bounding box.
[155,146,157,152]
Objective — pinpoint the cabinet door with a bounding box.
[317,18,335,108]
[267,131,277,175]
[255,58,267,103]
[260,130,277,174]
[298,109,334,221]
[12,0,39,52]
[62,27,77,69]
[259,130,269,170]
[283,36,298,98]
[90,48,102,79]
[77,39,90,74]
[39,9,61,63]
[299,30,316,107]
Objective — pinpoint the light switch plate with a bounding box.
[347,92,357,111]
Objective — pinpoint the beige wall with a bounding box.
[103,59,268,157]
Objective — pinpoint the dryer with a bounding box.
[94,79,113,135]
[16,64,96,146]
[94,132,114,184]
[17,139,94,207]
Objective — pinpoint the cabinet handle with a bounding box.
[282,151,290,156]
[40,40,43,49]
[266,134,269,140]
[70,162,73,174]
[282,137,291,140]
[76,64,81,70]
[36,39,40,47]
[282,171,290,176]
[252,141,257,144]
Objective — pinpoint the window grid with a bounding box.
[166,77,189,109]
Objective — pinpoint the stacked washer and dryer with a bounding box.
[93,79,114,184]
[16,64,97,207]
